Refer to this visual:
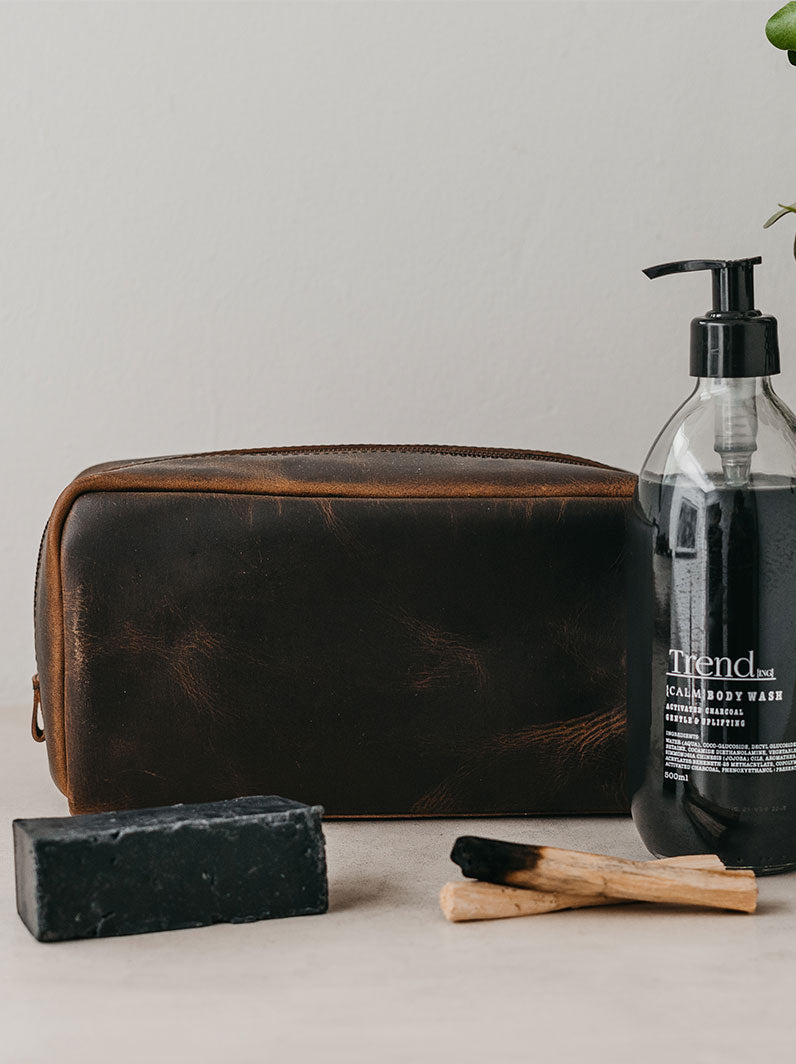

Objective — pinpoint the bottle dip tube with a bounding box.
[627,257,796,873]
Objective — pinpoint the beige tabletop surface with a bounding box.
[2,707,795,1064]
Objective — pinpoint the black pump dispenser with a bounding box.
[643,257,780,378]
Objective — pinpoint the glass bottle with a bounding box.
[628,258,796,872]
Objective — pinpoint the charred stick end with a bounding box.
[451,835,543,884]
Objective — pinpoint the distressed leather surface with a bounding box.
[34,445,635,815]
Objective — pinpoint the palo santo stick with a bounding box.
[650,854,726,870]
[440,854,725,922]
[440,880,600,922]
[451,837,757,914]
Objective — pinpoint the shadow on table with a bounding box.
[328,874,417,914]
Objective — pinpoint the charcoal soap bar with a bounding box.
[13,795,327,942]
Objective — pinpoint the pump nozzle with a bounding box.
[643,258,761,315]
[644,256,779,487]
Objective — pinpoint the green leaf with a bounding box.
[764,203,796,228]
[766,2,796,49]
[789,49,796,64]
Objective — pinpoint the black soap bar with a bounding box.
[13,795,327,942]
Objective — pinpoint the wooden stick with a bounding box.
[450,837,757,914]
[439,855,725,922]
[644,854,726,869]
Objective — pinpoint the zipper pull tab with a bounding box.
[31,674,45,742]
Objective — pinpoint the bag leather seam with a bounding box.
[77,443,626,479]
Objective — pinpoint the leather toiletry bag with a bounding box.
[33,444,636,816]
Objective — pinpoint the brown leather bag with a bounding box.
[33,444,635,816]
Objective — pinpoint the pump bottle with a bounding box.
[628,257,796,872]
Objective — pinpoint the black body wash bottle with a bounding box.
[628,257,796,872]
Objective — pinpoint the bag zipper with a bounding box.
[76,442,625,476]
[31,674,45,742]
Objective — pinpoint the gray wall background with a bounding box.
[2,1,795,707]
